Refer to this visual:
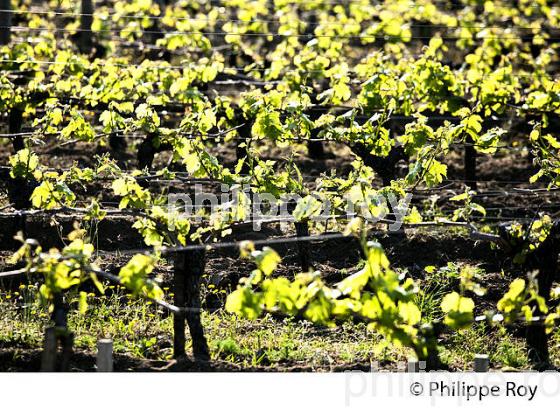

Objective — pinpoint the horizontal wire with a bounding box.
[445,178,535,185]
[1,58,557,79]
[0,163,550,191]
[0,200,544,228]
[4,24,560,41]
[0,204,554,223]
[4,264,554,322]
[1,262,555,323]
[0,128,542,154]
[0,123,245,142]
[0,8,554,31]
[0,260,555,323]
[3,0,557,10]
[16,218,512,260]
[0,268,28,278]
[89,267,182,312]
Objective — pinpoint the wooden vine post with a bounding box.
[294,221,311,272]
[464,136,477,190]
[7,177,35,209]
[351,142,407,187]
[306,110,324,161]
[522,222,560,368]
[307,137,325,160]
[137,133,171,171]
[0,0,11,46]
[79,0,94,54]
[172,248,210,361]
[417,322,445,371]
[97,339,113,372]
[137,133,158,171]
[474,354,490,372]
[295,16,325,161]
[407,359,420,373]
[41,294,74,371]
[234,107,252,174]
[8,107,24,152]
[287,195,312,272]
[305,98,325,161]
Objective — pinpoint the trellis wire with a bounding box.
[1,8,557,30]
[2,57,559,80]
